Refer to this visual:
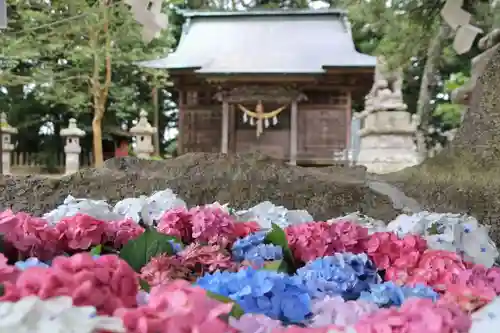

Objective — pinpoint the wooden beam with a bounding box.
[290,99,298,165]
[177,91,185,155]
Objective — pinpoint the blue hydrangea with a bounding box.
[296,252,380,300]
[196,267,311,323]
[15,257,50,270]
[168,239,183,254]
[231,230,269,261]
[244,244,283,267]
[359,281,439,307]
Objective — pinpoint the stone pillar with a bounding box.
[357,59,419,174]
[0,112,17,175]
[221,100,229,154]
[60,118,85,175]
[130,109,157,159]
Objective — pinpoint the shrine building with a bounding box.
[141,9,376,165]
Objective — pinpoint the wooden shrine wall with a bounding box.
[233,102,290,160]
[178,89,222,154]
[297,90,349,162]
[177,83,350,163]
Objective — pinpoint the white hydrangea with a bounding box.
[470,296,500,333]
[0,296,125,333]
[235,201,313,229]
[387,211,499,267]
[43,195,121,225]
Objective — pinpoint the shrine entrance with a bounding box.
[214,86,307,165]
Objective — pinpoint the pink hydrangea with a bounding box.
[441,281,495,313]
[0,253,19,284]
[4,212,60,260]
[234,221,261,239]
[179,243,238,278]
[0,209,20,233]
[157,207,193,243]
[455,264,500,295]
[115,280,232,333]
[354,298,471,333]
[365,232,427,271]
[0,253,139,315]
[310,296,378,328]
[330,221,369,254]
[286,222,336,263]
[404,250,466,291]
[106,218,144,248]
[189,206,236,247]
[56,214,107,250]
[140,254,191,287]
[229,314,283,333]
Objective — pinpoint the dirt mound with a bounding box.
[0,153,399,221]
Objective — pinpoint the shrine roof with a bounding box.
[139,9,376,74]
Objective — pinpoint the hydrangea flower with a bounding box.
[309,296,378,328]
[244,244,283,267]
[0,295,125,333]
[297,253,380,300]
[196,267,311,323]
[140,254,191,287]
[1,253,138,315]
[190,205,237,247]
[14,257,49,270]
[228,313,283,333]
[231,230,269,261]
[354,298,471,333]
[115,280,232,333]
[359,281,439,307]
[179,243,238,278]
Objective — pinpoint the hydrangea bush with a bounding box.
[0,189,500,332]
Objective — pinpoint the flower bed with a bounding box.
[1,189,500,332]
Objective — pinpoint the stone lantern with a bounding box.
[130,109,157,159]
[1,112,18,175]
[60,118,85,175]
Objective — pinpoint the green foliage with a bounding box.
[205,291,245,319]
[433,72,469,128]
[264,223,296,273]
[262,259,288,273]
[0,0,178,157]
[119,228,177,272]
[90,244,103,256]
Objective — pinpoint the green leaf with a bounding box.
[0,284,3,297]
[90,244,102,256]
[264,223,296,273]
[139,279,151,292]
[119,228,175,272]
[206,291,245,319]
[262,259,288,272]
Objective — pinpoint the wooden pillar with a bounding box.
[177,90,185,155]
[289,99,298,165]
[221,100,229,154]
[345,90,352,163]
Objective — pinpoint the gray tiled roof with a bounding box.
[139,9,376,74]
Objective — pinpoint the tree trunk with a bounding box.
[416,23,451,161]
[92,105,105,168]
[152,87,160,156]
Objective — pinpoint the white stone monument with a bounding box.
[0,112,17,175]
[60,118,85,175]
[130,109,157,159]
[356,57,420,174]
